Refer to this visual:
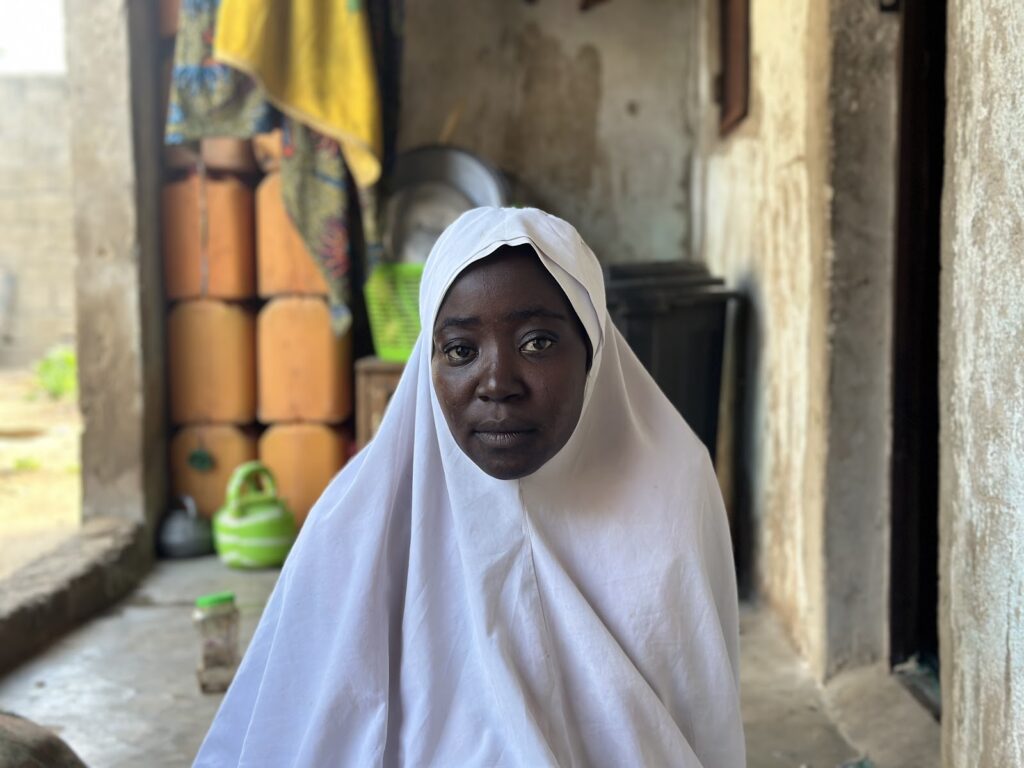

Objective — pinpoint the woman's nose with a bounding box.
[475,347,524,402]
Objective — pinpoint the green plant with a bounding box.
[34,344,78,400]
[13,456,41,472]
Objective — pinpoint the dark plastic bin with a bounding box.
[605,262,737,463]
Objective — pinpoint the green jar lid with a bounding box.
[195,591,236,608]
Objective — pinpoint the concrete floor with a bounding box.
[0,558,867,767]
[0,558,277,767]
[739,607,860,768]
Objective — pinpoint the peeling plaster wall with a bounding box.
[698,0,898,679]
[698,0,832,672]
[399,0,700,263]
[941,0,1024,764]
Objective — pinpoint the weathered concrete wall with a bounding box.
[127,0,171,541]
[0,76,76,367]
[65,0,165,532]
[941,1,1024,764]
[698,0,832,672]
[699,0,899,679]
[399,0,700,263]
[822,1,899,677]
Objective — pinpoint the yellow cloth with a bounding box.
[213,0,382,188]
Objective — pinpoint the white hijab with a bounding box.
[194,207,745,767]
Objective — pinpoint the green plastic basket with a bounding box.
[365,262,424,362]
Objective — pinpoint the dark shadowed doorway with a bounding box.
[889,0,945,719]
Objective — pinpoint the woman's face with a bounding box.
[431,247,591,480]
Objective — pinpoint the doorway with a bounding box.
[889,0,945,718]
[0,0,83,581]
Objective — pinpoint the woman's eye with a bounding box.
[444,345,474,363]
[522,337,554,354]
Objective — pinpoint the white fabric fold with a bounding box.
[194,207,745,767]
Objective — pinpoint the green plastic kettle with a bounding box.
[213,461,296,569]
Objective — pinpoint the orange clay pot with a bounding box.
[167,299,257,425]
[257,297,352,423]
[201,138,258,174]
[169,424,258,518]
[159,0,180,37]
[258,423,350,527]
[256,172,329,297]
[162,171,255,300]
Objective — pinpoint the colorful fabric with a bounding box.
[164,0,379,334]
[165,0,273,144]
[279,122,354,332]
[213,0,383,189]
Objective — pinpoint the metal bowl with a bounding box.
[383,146,508,263]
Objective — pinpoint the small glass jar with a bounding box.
[193,591,239,692]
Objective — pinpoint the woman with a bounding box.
[195,207,745,767]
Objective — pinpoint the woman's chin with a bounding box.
[456,432,548,480]
[465,448,545,481]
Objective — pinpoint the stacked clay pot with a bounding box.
[254,149,353,528]
[164,148,259,517]
[162,120,352,524]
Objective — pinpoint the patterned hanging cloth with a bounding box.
[165,0,274,146]
[215,0,383,335]
[165,0,385,336]
[278,122,357,331]
[213,0,383,190]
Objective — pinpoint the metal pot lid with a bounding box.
[383,146,508,264]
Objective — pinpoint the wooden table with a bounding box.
[354,356,405,448]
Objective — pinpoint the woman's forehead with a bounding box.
[433,248,576,329]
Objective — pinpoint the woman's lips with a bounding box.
[473,429,538,448]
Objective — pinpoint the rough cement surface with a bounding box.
[739,605,859,767]
[399,0,700,263]
[0,76,77,367]
[941,0,1024,765]
[699,0,832,674]
[0,568,864,767]
[823,664,940,768]
[0,558,278,768]
[822,0,899,677]
[0,518,146,676]
[64,0,152,524]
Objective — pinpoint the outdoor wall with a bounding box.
[940,0,1024,764]
[697,0,833,673]
[0,76,77,367]
[399,0,701,264]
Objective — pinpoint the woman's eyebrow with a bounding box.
[436,315,482,331]
[435,307,567,332]
[502,307,568,323]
